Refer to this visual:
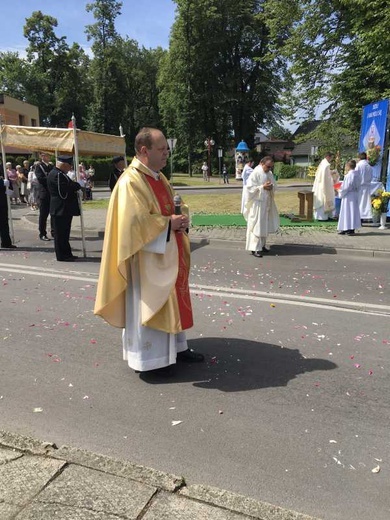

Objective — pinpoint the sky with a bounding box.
[0,0,177,56]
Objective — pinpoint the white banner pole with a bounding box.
[71,115,87,258]
[119,124,127,167]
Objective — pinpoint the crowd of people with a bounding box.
[0,155,96,256]
[1,128,388,378]
[2,146,382,261]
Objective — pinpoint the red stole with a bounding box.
[144,175,193,330]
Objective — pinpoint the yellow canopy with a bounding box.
[0,124,125,156]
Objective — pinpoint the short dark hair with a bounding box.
[325,152,334,159]
[347,159,356,170]
[135,127,159,153]
[358,152,367,160]
[260,155,274,164]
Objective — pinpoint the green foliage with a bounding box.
[14,156,28,167]
[159,0,287,170]
[274,0,390,129]
[23,11,89,127]
[278,164,303,179]
[79,156,131,183]
[0,52,29,99]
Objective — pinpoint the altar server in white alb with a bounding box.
[243,156,279,258]
[312,152,335,220]
[240,159,254,214]
[337,159,361,236]
[356,152,373,220]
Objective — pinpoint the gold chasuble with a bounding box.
[94,157,193,334]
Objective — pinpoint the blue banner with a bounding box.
[359,99,389,181]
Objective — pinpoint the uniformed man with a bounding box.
[109,156,125,192]
[47,155,81,262]
[35,151,53,241]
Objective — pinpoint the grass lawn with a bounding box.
[170,173,311,188]
[86,185,306,216]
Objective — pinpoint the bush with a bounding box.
[278,164,304,179]
[79,156,133,184]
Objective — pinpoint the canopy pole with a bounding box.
[0,116,15,244]
[119,124,127,167]
[71,115,87,258]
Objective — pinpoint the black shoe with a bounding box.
[1,244,17,249]
[40,235,50,241]
[338,231,346,235]
[57,257,77,262]
[346,230,355,235]
[177,349,204,363]
[139,365,175,377]
[251,251,262,258]
[262,246,270,253]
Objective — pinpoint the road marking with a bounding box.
[1,264,389,316]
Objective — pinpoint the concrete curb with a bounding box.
[0,430,322,520]
[19,212,390,259]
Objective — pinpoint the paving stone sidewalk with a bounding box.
[0,431,320,520]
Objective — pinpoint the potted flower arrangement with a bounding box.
[366,145,381,166]
[371,188,390,229]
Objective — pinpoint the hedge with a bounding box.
[278,164,305,179]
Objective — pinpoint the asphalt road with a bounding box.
[0,223,389,520]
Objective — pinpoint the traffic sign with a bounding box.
[167,138,177,151]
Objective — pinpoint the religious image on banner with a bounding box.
[359,99,389,181]
[363,121,381,166]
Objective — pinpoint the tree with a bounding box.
[267,124,293,140]
[271,0,390,130]
[85,0,124,134]
[23,11,89,127]
[159,0,288,172]
[0,52,30,100]
[115,39,166,146]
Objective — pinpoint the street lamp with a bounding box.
[218,147,223,181]
[204,137,215,178]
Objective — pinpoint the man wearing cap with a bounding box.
[95,127,203,376]
[47,156,81,262]
[35,152,53,241]
[109,156,125,192]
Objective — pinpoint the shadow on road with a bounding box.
[271,244,337,256]
[190,238,210,253]
[139,337,337,391]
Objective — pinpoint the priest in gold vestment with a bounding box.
[94,127,203,373]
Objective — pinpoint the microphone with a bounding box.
[174,194,182,215]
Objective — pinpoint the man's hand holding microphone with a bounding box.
[171,194,189,232]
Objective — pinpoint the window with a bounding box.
[31,118,37,127]
[19,114,25,126]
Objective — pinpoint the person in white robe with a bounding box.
[337,159,361,236]
[356,152,373,220]
[243,156,279,257]
[312,153,335,220]
[240,159,254,214]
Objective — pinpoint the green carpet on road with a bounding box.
[191,214,338,227]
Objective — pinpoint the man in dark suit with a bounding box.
[47,156,81,262]
[0,174,17,249]
[109,156,125,192]
[35,151,53,241]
